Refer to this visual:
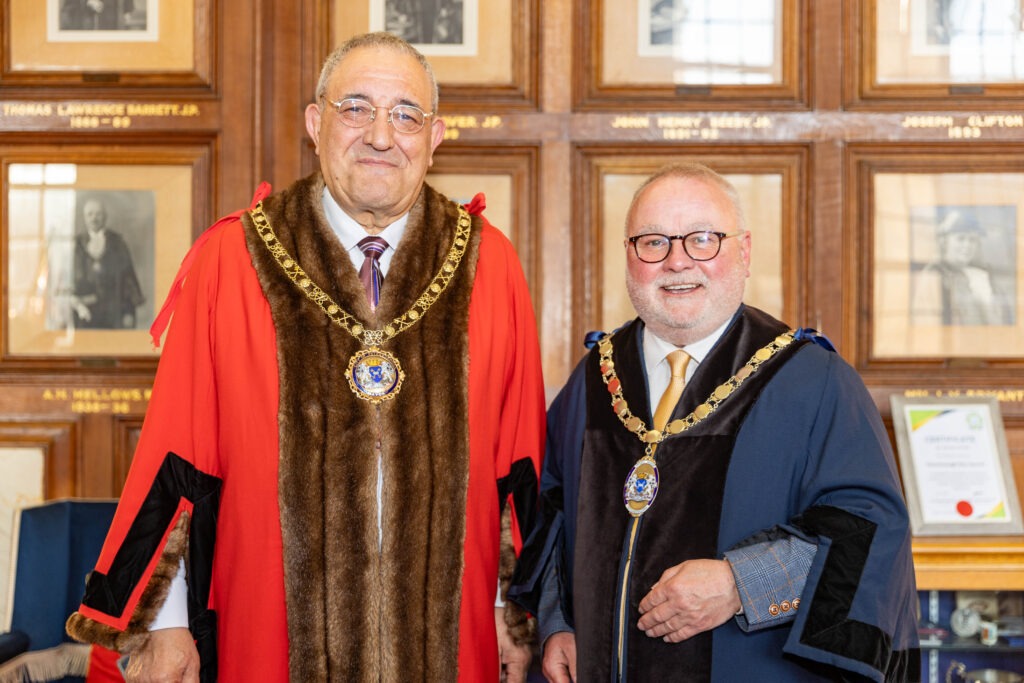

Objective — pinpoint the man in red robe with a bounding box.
[66,31,545,683]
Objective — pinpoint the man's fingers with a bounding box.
[541,633,577,683]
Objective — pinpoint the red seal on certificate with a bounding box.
[956,500,973,517]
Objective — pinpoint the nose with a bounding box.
[662,238,695,270]
[362,109,395,150]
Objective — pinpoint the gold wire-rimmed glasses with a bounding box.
[325,97,434,134]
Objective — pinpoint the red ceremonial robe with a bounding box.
[67,176,545,682]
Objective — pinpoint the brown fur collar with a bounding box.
[242,173,481,682]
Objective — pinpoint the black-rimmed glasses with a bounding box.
[325,98,434,134]
[627,230,745,263]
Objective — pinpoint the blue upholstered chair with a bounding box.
[0,499,118,682]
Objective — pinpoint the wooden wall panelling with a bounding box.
[430,145,541,302]
[0,417,79,499]
[535,0,574,385]
[260,0,325,191]
[0,384,149,498]
[216,0,260,213]
[537,138,573,389]
[0,0,262,505]
[807,2,843,339]
[112,414,143,496]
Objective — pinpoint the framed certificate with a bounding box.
[890,395,1023,536]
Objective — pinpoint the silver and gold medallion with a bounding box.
[347,348,405,404]
[623,454,660,517]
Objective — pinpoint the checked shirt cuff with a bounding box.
[724,535,816,632]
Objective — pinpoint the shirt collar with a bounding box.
[641,313,736,379]
[320,187,409,250]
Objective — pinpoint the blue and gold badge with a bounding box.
[347,348,405,404]
[623,454,660,517]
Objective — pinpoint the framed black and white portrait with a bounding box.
[47,190,156,333]
[908,204,1017,328]
[49,0,156,42]
[4,0,209,86]
[369,0,479,56]
[4,159,198,360]
[868,166,1024,360]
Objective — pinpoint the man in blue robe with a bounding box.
[511,162,920,682]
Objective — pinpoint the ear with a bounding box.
[739,230,752,276]
[304,103,323,154]
[426,117,446,167]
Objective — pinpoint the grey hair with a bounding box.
[314,32,439,112]
[625,162,746,234]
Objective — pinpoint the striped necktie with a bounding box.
[357,236,388,310]
[652,349,690,431]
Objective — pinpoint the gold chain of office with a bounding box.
[598,330,796,453]
[249,201,472,348]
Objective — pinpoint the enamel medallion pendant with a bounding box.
[623,454,660,517]
[347,348,405,404]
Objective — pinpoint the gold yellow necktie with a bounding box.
[652,349,690,432]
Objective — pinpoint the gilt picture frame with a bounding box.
[578,0,803,109]
[3,0,211,86]
[869,168,1024,359]
[3,149,208,363]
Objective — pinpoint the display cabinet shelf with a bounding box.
[913,536,1024,591]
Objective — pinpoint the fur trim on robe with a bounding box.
[65,513,190,653]
[243,174,482,682]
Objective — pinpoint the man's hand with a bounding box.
[636,559,741,643]
[123,627,199,683]
[541,631,576,683]
[496,606,531,683]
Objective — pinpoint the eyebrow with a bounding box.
[336,93,424,109]
[635,222,717,234]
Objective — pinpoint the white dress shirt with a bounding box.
[321,187,409,276]
[641,317,732,415]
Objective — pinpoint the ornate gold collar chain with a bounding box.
[598,329,795,517]
[249,201,472,404]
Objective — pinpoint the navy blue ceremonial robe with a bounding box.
[512,305,920,682]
